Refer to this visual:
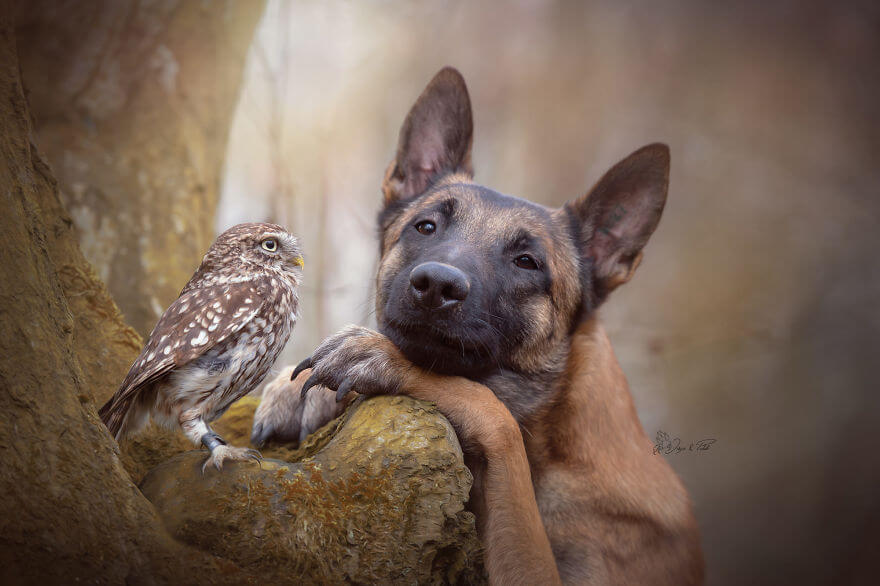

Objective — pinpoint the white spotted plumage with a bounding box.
[99,223,303,468]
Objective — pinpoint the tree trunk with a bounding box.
[0,5,242,583]
[14,0,266,337]
[0,2,267,583]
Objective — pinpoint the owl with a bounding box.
[99,223,303,470]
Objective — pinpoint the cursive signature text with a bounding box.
[652,430,716,455]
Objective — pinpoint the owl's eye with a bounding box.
[415,220,436,235]
[514,254,539,270]
[261,238,278,252]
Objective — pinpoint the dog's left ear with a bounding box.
[566,143,669,300]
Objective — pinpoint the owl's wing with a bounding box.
[99,280,270,434]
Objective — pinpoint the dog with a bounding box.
[252,67,704,585]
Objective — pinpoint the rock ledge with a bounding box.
[140,395,486,584]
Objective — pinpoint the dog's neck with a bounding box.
[520,317,652,471]
[518,316,696,533]
[477,344,570,423]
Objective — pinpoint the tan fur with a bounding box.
[403,323,703,584]
[523,318,703,584]
[257,67,703,584]
[274,318,703,584]
[370,70,702,582]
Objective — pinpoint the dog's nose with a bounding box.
[409,262,470,310]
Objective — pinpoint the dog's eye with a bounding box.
[415,221,436,235]
[514,254,539,270]
[261,238,278,252]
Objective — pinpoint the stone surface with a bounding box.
[142,395,486,584]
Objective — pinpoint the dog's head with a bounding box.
[375,67,669,380]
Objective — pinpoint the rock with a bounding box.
[141,395,487,584]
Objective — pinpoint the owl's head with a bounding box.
[203,223,304,279]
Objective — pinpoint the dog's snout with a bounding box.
[409,262,470,310]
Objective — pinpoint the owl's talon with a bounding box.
[291,357,312,381]
[300,372,322,399]
[336,378,355,402]
[202,444,263,472]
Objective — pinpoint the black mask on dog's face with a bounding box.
[376,184,565,378]
[374,67,669,380]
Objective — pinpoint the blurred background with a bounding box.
[218,1,880,584]
[28,0,880,584]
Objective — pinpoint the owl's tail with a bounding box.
[99,394,149,441]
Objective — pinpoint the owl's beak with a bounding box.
[291,256,305,268]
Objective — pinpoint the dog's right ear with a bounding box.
[382,67,474,205]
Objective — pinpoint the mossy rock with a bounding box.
[140,395,487,584]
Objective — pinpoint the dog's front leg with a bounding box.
[297,325,561,586]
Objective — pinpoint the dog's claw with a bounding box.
[300,372,321,399]
[336,378,354,403]
[291,356,312,381]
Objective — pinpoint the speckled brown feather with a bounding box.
[99,222,302,442]
[99,282,269,437]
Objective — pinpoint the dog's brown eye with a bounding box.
[514,254,539,270]
[415,221,436,235]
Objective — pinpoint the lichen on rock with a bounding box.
[141,395,487,584]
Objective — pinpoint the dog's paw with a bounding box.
[251,366,341,447]
[294,325,409,401]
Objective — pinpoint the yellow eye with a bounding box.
[261,238,278,252]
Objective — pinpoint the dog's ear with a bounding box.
[566,143,669,300]
[382,67,474,205]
